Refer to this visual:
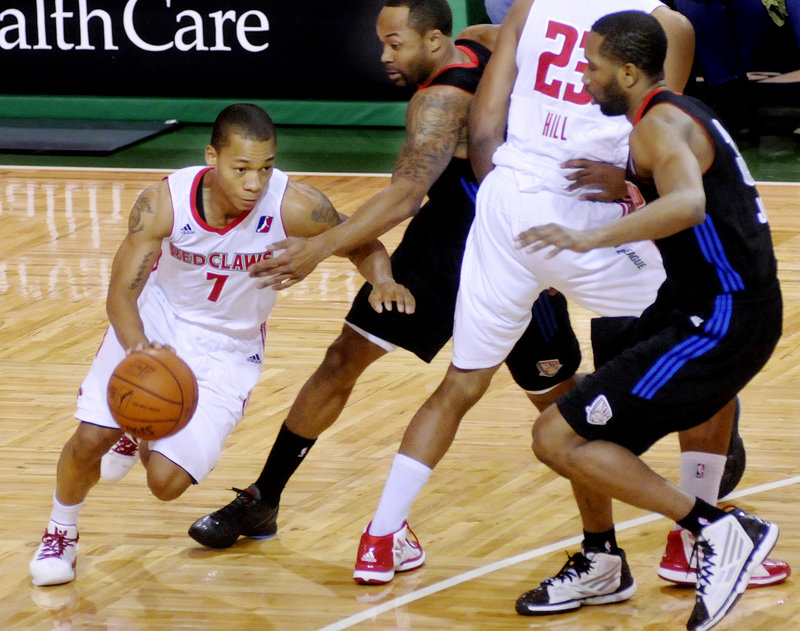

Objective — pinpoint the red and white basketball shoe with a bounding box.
[659,527,790,587]
[353,521,425,584]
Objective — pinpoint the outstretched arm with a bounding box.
[249,85,470,288]
[106,181,173,351]
[268,181,414,313]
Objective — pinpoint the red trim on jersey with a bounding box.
[417,44,480,91]
[189,167,256,235]
[632,88,668,126]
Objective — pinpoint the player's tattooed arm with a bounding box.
[107,181,173,350]
[248,88,469,289]
[128,194,158,234]
[128,249,159,291]
[292,181,343,229]
[394,86,468,186]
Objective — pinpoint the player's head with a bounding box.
[210,103,276,151]
[206,104,277,214]
[385,0,452,37]
[377,0,453,88]
[583,11,667,116]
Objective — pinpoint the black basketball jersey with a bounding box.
[626,90,779,302]
[411,38,491,247]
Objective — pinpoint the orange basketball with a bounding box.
[107,347,198,440]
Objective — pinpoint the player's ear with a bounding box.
[427,28,444,53]
[205,144,218,167]
[621,62,638,88]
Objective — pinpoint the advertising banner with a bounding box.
[1,0,407,101]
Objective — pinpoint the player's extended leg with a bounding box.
[395,363,500,467]
[188,325,388,548]
[662,398,790,587]
[678,397,746,499]
[517,480,637,615]
[524,406,779,629]
[353,363,501,584]
[30,422,121,586]
[283,324,389,438]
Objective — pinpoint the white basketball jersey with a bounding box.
[149,166,289,338]
[492,0,664,195]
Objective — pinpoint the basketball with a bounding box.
[107,347,198,440]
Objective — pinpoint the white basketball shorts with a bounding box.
[75,283,264,483]
[453,166,666,370]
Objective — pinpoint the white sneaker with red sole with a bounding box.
[353,521,425,584]
[659,527,790,587]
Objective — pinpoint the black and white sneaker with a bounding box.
[687,508,779,631]
[516,547,637,616]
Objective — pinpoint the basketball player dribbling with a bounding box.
[29,103,410,587]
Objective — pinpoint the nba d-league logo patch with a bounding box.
[256,216,273,233]
[585,394,613,426]
[537,359,562,377]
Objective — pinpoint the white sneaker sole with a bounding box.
[353,551,425,585]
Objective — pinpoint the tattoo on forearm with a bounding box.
[128,195,154,234]
[129,250,157,290]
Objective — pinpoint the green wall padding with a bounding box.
[0,96,408,127]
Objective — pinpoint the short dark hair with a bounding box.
[591,11,667,80]
[384,0,452,37]
[210,103,276,150]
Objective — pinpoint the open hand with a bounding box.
[249,237,326,290]
[368,281,416,314]
[562,159,627,201]
[514,223,594,258]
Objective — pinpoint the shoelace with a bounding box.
[112,434,139,456]
[214,487,258,518]
[404,524,422,551]
[544,551,593,585]
[693,537,716,595]
[37,526,78,560]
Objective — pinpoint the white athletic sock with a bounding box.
[369,453,432,537]
[680,450,727,505]
[49,493,84,526]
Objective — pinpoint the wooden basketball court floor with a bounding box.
[1,166,798,630]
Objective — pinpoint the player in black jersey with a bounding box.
[187,0,581,552]
[514,11,781,630]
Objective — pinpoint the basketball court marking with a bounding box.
[315,474,800,631]
[0,164,394,178]
[0,165,797,187]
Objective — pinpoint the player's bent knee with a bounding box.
[531,416,557,465]
[147,473,191,501]
[72,422,121,459]
[145,455,192,501]
[531,410,575,468]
